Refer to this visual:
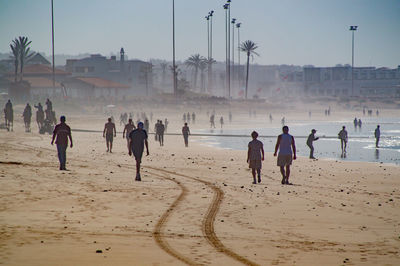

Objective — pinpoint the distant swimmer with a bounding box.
[338,126,348,155]
[123,119,136,153]
[22,103,32,132]
[103,117,116,153]
[374,125,381,148]
[306,129,319,159]
[247,131,264,184]
[274,126,296,185]
[182,122,190,147]
[129,122,149,181]
[51,116,73,170]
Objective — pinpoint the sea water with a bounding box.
[197,117,400,165]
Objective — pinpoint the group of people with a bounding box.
[353,117,363,130]
[3,99,55,133]
[247,126,296,185]
[183,112,196,124]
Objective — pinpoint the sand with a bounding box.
[1,105,400,266]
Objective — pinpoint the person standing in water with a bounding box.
[129,122,149,181]
[123,118,136,153]
[306,129,319,159]
[51,116,73,170]
[182,122,190,147]
[274,126,296,185]
[103,118,116,153]
[374,125,381,148]
[247,131,264,184]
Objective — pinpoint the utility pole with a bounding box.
[51,0,55,90]
[172,0,177,96]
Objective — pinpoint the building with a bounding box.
[302,66,400,97]
[66,48,153,96]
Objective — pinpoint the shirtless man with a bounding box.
[129,122,149,181]
[123,119,136,153]
[103,118,116,152]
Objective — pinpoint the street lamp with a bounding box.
[231,18,236,91]
[349,25,358,97]
[223,3,230,98]
[236,22,241,89]
[51,0,55,90]
[207,10,214,93]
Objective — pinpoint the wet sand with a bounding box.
[1,107,400,265]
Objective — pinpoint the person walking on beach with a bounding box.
[192,112,196,124]
[353,118,358,130]
[220,116,224,129]
[129,122,149,181]
[281,117,285,126]
[51,116,73,170]
[103,118,116,153]
[274,126,296,185]
[22,103,32,132]
[164,118,169,132]
[247,131,264,184]
[182,122,190,147]
[374,125,381,148]
[306,129,319,159]
[338,126,348,155]
[157,120,165,146]
[269,114,273,123]
[358,119,362,130]
[123,118,136,153]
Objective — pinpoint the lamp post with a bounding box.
[231,18,236,92]
[207,10,214,93]
[51,0,55,90]
[350,25,358,97]
[236,22,241,88]
[223,3,230,98]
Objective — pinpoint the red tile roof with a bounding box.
[7,77,62,88]
[12,64,70,75]
[75,77,130,89]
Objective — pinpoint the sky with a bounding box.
[0,0,399,68]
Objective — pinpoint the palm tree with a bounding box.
[184,54,206,89]
[240,40,259,99]
[205,57,216,93]
[18,36,34,81]
[198,59,207,93]
[10,39,20,82]
[9,36,34,82]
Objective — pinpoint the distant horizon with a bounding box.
[1,0,399,68]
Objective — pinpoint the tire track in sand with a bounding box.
[147,170,201,266]
[148,166,260,266]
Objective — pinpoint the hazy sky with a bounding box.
[1,0,399,67]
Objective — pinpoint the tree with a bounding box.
[205,57,216,93]
[240,40,259,99]
[184,54,206,90]
[9,36,34,82]
[10,39,20,82]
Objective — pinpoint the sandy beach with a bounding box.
[1,103,400,266]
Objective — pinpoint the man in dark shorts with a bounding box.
[123,118,136,153]
[274,126,296,185]
[247,131,264,184]
[51,116,73,170]
[129,122,149,181]
[103,118,116,153]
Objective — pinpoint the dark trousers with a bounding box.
[307,144,314,158]
[183,134,189,147]
[57,144,67,169]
